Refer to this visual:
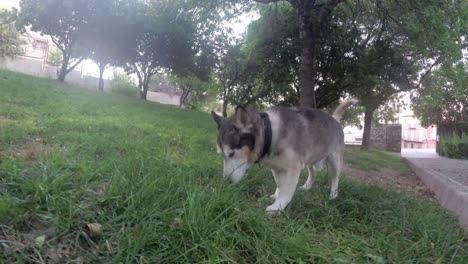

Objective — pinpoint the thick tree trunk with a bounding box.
[179,88,191,107]
[57,54,70,82]
[139,85,148,100]
[297,9,318,109]
[139,73,152,100]
[222,100,228,117]
[361,108,375,150]
[98,63,106,91]
[139,80,149,100]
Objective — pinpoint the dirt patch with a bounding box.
[343,164,435,200]
[0,224,76,263]
[0,140,52,162]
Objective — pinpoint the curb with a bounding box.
[404,158,468,231]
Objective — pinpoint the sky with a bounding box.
[0,0,19,10]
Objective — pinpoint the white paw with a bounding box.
[269,189,279,200]
[329,190,338,200]
[266,203,283,213]
[300,184,311,191]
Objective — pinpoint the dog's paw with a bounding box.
[269,188,279,200]
[329,191,338,200]
[300,184,311,191]
[266,204,282,213]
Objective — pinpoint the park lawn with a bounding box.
[0,69,467,263]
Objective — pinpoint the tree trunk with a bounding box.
[57,54,70,82]
[139,73,152,100]
[361,108,375,150]
[296,2,318,108]
[179,88,191,107]
[140,83,148,100]
[222,100,228,117]
[98,63,106,91]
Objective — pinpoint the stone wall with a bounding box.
[370,124,402,152]
[0,56,112,90]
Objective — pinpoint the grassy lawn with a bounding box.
[1,69,467,263]
[345,146,412,176]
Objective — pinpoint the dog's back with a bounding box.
[265,106,344,165]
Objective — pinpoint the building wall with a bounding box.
[400,113,437,149]
[369,124,402,152]
[0,56,83,84]
[147,91,180,106]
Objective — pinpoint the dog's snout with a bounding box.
[223,172,230,181]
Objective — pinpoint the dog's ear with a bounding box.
[235,106,254,130]
[211,111,224,129]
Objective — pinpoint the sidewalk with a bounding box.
[402,149,468,230]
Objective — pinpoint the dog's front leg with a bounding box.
[270,169,282,201]
[266,165,301,212]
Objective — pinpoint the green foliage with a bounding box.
[1,69,468,262]
[440,133,468,160]
[169,74,218,108]
[241,3,301,106]
[412,63,467,127]
[16,0,94,80]
[0,9,23,58]
[47,48,62,67]
[109,73,138,97]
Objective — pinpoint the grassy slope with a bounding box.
[0,69,467,263]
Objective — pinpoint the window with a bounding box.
[32,40,47,50]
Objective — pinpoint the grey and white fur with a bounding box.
[211,99,358,212]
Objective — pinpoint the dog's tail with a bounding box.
[332,99,358,122]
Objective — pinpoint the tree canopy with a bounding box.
[16,0,96,81]
[0,9,23,58]
[412,63,467,127]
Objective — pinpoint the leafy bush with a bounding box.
[440,132,468,159]
[47,48,62,66]
[109,74,138,97]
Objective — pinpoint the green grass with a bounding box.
[1,69,467,263]
[345,146,412,176]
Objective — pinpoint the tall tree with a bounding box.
[253,0,343,108]
[412,63,467,128]
[16,0,93,81]
[122,0,203,100]
[341,0,465,150]
[83,0,131,91]
[0,9,23,58]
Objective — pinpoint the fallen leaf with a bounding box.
[35,235,46,248]
[85,223,102,239]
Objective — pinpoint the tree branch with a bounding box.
[319,0,344,22]
[65,57,84,74]
[49,36,64,52]
[417,56,442,88]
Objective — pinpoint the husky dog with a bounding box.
[211,99,358,212]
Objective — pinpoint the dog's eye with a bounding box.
[228,152,235,158]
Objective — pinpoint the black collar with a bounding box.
[256,112,272,163]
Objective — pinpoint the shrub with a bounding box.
[440,132,468,159]
[109,74,138,97]
[47,48,62,67]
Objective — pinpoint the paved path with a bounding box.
[401,148,440,159]
[402,148,468,230]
